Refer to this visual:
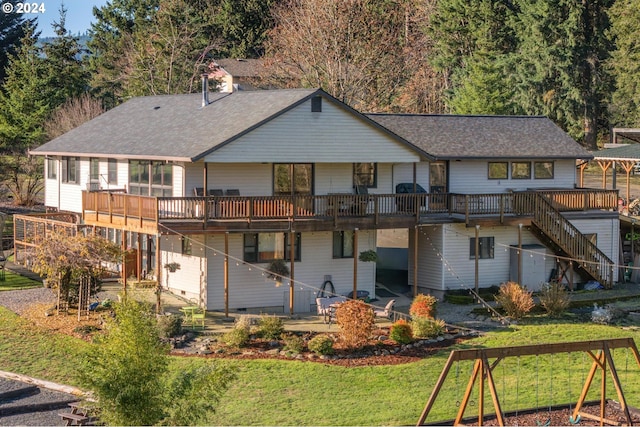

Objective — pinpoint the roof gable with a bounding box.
[366,114,592,160]
[32,89,322,161]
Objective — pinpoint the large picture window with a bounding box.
[129,160,172,196]
[333,231,354,258]
[61,157,79,184]
[488,162,508,179]
[470,237,494,259]
[353,163,377,188]
[534,161,554,179]
[273,164,313,196]
[511,162,531,179]
[243,233,301,262]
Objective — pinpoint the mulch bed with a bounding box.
[423,401,640,426]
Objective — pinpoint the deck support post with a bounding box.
[413,226,419,297]
[289,230,295,315]
[155,233,161,314]
[518,223,523,286]
[475,225,480,296]
[353,228,358,300]
[224,232,229,318]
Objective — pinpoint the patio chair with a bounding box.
[191,310,206,329]
[374,299,396,320]
[194,187,204,197]
[208,189,224,196]
[225,189,240,196]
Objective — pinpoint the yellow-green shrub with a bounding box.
[409,293,437,318]
[389,318,413,344]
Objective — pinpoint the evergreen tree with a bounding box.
[0,0,35,82]
[0,23,48,152]
[507,0,614,149]
[87,0,160,107]
[41,5,89,107]
[215,0,277,58]
[123,0,220,96]
[448,48,516,115]
[608,0,640,127]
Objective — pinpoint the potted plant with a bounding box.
[164,262,181,273]
[267,259,289,287]
[358,250,378,263]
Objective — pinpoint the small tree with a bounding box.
[78,296,236,426]
[77,297,169,425]
[335,299,375,349]
[30,230,123,308]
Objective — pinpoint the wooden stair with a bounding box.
[518,192,614,287]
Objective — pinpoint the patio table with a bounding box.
[180,306,199,326]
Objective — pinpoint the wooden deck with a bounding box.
[79,189,619,233]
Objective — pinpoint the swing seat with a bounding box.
[569,415,581,425]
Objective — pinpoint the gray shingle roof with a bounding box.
[366,114,592,160]
[31,88,320,161]
[214,58,264,77]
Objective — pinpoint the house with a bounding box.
[24,86,619,313]
[208,58,267,93]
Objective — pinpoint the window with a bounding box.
[470,237,494,259]
[511,162,531,179]
[90,158,100,182]
[61,157,79,183]
[129,160,172,196]
[46,158,56,179]
[243,233,301,262]
[273,164,313,196]
[353,163,377,188]
[488,162,508,179]
[108,159,118,184]
[534,161,554,179]
[181,236,192,256]
[333,231,354,258]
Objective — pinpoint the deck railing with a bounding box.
[81,189,618,225]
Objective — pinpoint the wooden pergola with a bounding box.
[583,129,640,205]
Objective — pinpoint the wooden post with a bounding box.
[518,223,523,286]
[475,225,480,296]
[353,228,358,299]
[137,232,142,283]
[224,232,229,318]
[413,226,419,297]
[289,231,295,315]
[121,230,127,292]
[155,234,161,314]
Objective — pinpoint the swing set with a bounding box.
[417,338,640,426]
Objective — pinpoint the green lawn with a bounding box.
[1,305,639,425]
[0,270,42,291]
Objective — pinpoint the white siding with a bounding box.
[204,230,377,311]
[436,224,554,290]
[203,99,420,163]
[410,225,444,292]
[568,216,620,283]
[58,157,87,213]
[449,159,576,193]
[161,235,207,303]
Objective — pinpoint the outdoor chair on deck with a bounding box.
[208,189,224,196]
[194,187,204,197]
[225,189,240,196]
[374,299,396,320]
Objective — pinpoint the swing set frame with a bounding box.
[417,338,640,426]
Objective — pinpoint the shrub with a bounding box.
[390,319,413,344]
[282,334,304,353]
[221,317,252,348]
[257,315,284,340]
[539,282,570,317]
[411,317,445,339]
[494,281,534,320]
[410,294,437,318]
[335,299,375,349]
[221,327,250,348]
[307,334,334,355]
[157,313,182,338]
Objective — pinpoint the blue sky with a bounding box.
[34,1,109,37]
